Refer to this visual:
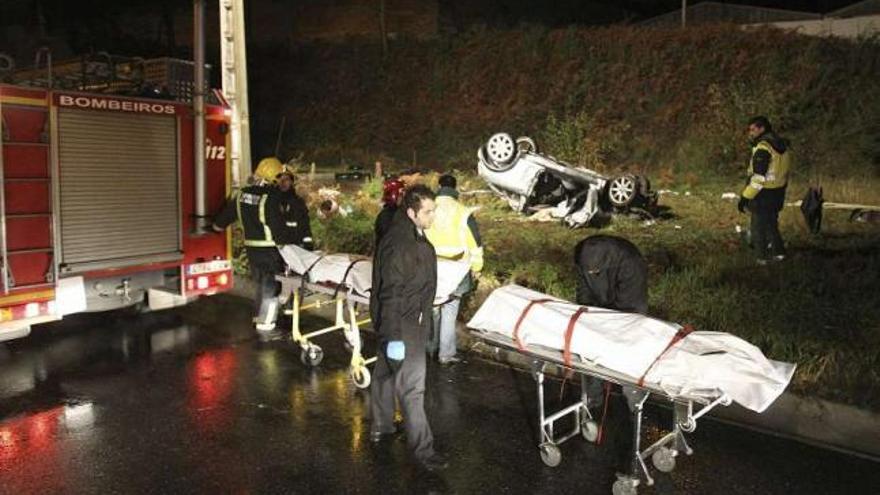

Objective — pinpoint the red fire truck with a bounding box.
[0,84,233,341]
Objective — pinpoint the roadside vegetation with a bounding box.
[259,172,879,411]
[234,25,880,410]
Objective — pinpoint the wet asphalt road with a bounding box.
[0,294,877,495]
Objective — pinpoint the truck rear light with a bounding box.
[197,276,209,290]
[216,273,229,286]
[24,303,40,318]
[0,301,55,323]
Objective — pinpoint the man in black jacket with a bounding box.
[573,234,650,475]
[276,165,314,250]
[369,184,447,471]
[574,235,648,314]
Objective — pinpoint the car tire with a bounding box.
[607,174,638,208]
[481,133,518,172]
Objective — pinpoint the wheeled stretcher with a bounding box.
[277,245,469,389]
[277,269,374,388]
[467,285,795,495]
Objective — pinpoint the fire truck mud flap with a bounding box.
[148,288,197,312]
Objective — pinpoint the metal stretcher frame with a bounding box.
[471,330,732,495]
[277,273,376,389]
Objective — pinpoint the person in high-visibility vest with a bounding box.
[738,116,791,264]
[213,157,286,335]
[424,174,483,365]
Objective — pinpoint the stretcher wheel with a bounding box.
[300,345,324,367]
[581,418,599,443]
[343,326,359,348]
[350,366,371,389]
[651,447,676,473]
[539,443,562,467]
[679,417,696,433]
[612,477,638,495]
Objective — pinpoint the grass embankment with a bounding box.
[239,24,880,409]
[300,173,880,411]
[251,24,880,180]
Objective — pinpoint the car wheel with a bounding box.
[481,133,518,172]
[608,174,638,208]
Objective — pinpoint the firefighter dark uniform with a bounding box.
[213,159,286,332]
[740,130,791,261]
[277,189,314,250]
[374,178,405,248]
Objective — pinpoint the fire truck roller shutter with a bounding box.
[57,109,181,272]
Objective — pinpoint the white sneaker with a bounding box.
[773,254,786,261]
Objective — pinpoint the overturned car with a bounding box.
[477,133,657,227]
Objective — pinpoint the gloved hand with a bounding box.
[386,340,405,361]
[737,196,750,214]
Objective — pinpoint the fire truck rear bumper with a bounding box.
[0,315,59,342]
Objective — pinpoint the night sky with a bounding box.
[0,0,865,61]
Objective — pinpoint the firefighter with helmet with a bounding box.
[374,177,405,247]
[213,157,287,336]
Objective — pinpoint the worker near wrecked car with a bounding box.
[275,164,314,250]
[374,177,405,248]
[573,234,649,472]
[369,185,448,472]
[738,116,791,264]
[213,157,286,336]
[425,174,483,365]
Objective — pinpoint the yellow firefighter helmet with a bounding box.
[254,157,283,183]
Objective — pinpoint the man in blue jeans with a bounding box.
[425,174,483,365]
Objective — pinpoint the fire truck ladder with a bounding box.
[0,94,57,294]
[218,0,252,187]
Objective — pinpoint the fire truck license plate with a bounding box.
[187,260,232,275]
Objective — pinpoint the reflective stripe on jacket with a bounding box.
[742,141,791,200]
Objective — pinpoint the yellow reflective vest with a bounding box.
[425,196,483,272]
[742,141,791,200]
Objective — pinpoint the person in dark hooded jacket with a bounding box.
[574,235,648,314]
[573,234,649,475]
